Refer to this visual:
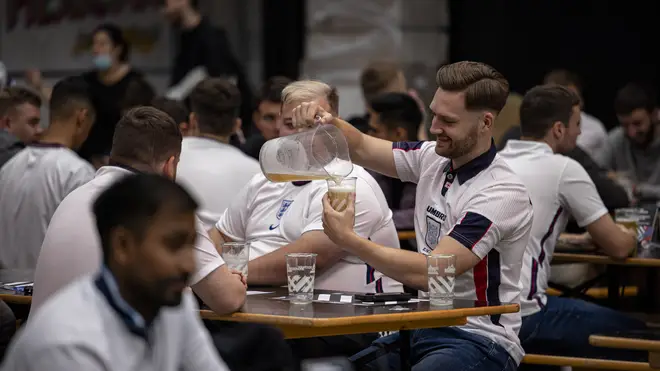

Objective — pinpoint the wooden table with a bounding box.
[397,230,416,240]
[202,288,519,370]
[552,249,660,308]
[590,332,660,368]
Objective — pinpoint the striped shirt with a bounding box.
[499,140,607,316]
[393,140,533,364]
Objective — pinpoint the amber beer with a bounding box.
[617,220,638,233]
[265,173,329,182]
[327,177,357,212]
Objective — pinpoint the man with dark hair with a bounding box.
[151,96,191,135]
[177,78,260,227]
[242,76,292,159]
[499,85,644,366]
[2,174,229,371]
[32,106,246,318]
[0,86,42,168]
[543,69,609,165]
[0,76,95,269]
[163,0,255,139]
[119,77,156,115]
[366,92,422,231]
[294,61,533,371]
[604,82,660,201]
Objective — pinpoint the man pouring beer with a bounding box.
[291,62,534,371]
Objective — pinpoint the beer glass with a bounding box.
[427,254,456,306]
[326,177,357,212]
[286,253,317,304]
[221,242,250,279]
[259,124,353,182]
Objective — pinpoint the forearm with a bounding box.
[248,235,346,286]
[192,266,246,314]
[344,233,428,290]
[332,117,398,178]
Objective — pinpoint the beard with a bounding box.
[434,124,479,159]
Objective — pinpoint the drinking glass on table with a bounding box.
[427,254,456,306]
[286,253,317,304]
[220,242,250,280]
[326,177,357,212]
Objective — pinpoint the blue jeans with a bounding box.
[520,296,647,362]
[350,327,518,371]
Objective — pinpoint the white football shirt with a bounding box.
[393,140,533,364]
[0,144,95,269]
[177,137,261,228]
[30,166,224,315]
[499,140,608,316]
[216,165,403,293]
[2,270,228,371]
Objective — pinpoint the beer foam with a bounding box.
[328,185,355,193]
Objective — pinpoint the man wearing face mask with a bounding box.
[162,0,256,143]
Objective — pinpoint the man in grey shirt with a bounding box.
[604,83,660,202]
[1,174,228,371]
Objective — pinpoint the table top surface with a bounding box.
[201,288,519,327]
[553,248,660,267]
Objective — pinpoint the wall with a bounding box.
[302,0,450,119]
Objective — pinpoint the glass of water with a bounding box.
[286,253,317,304]
[427,254,456,306]
[221,242,250,280]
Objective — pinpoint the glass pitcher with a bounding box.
[259,124,353,182]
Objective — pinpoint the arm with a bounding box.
[247,231,346,285]
[291,102,398,177]
[181,294,230,371]
[321,183,533,291]
[559,159,636,259]
[566,147,630,210]
[207,180,253,253]
[191,221,245,313]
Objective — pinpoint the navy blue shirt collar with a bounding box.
[443,139,497,184]
[94,266,151,341]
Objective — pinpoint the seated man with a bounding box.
[366,92,422,231]
[31,107,246,317]
[499,84,646,363]
[210,80,401,293]
[296,62,533,371]
[0,77,95,269]
[177,78,261,228]
[603,83,660,203]
[2,174,229,370]
[150,96,191,135]
[242,76,292,160]
[0,86,42,169]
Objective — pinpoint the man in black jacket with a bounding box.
[163,0,255,142]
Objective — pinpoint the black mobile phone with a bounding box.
[354,292,413,302]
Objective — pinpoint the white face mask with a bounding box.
[93,54,113,71]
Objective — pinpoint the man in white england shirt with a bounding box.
[31,107,246,317]
[176,78,260,228]
[293,62,534,371]
[0,77,95,269]
[2,174,229,371]
[499,84,646,365]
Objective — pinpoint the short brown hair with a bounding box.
[0,86,42,117]
[436,61,509,114]
[258,76,293,104]
[282,80,339,115]
[189,78,241,136]
[110,106,182,165]
[150,96,189,126]
[543,69,582,92]
[520,84,581,139]
[120,78,156,113]
[360,61,403,103]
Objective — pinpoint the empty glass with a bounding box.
[427,254,456,306]
[286,253,317,304]
[259,124,353,182]
[220,242,250,280]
